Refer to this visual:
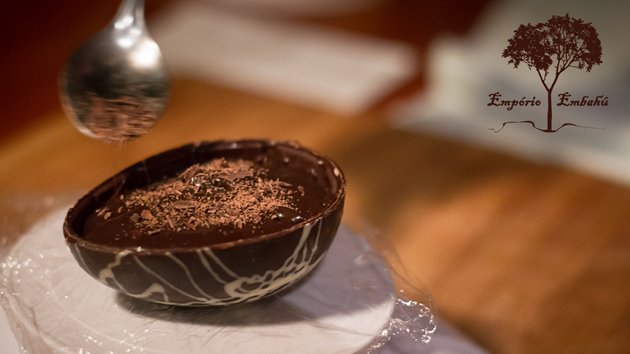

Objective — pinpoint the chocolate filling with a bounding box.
[81,144,333,249]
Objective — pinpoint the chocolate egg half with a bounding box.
[63,140,345,306]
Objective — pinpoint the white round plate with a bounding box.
[1,209,395,354]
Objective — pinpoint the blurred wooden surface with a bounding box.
[2,1,630,354]
[2,77,630,354]
[0,0,489,139]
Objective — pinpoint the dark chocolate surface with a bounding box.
[79,141,340,249]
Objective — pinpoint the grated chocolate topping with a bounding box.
[96,158,297,233]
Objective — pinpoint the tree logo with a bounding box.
[493,14,602,132]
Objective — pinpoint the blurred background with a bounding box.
[0,0,492,138]
[1,0,630,353]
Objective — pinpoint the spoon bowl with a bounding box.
[60,0,169,143]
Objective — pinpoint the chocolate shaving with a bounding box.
[184,220,196,230]
[180,164,200,182]
[218,169,254,181]
[96,207,109,217]
[165,215,176,229]
[172,201,196,209]
[110,158,298,233]
[82,95,159,143]
[141,210,154,220]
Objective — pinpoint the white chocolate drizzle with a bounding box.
[133,256,208,302]
[71,243,97,279]
[197,249,228,284]
[165,253,213,298]
[213,220,324,305]
[98,249,131,292]
[85,219,328,306]
[203,248,240,279]
[137,283,169,302]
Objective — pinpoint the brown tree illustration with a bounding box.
[498,14,602,132]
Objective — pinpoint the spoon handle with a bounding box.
[112,0,145,29]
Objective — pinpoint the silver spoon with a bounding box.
[59,0,169,143]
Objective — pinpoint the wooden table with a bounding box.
[2,1,629,353]
[2,77,629,354]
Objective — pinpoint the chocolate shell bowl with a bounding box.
[63,140,345,307]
